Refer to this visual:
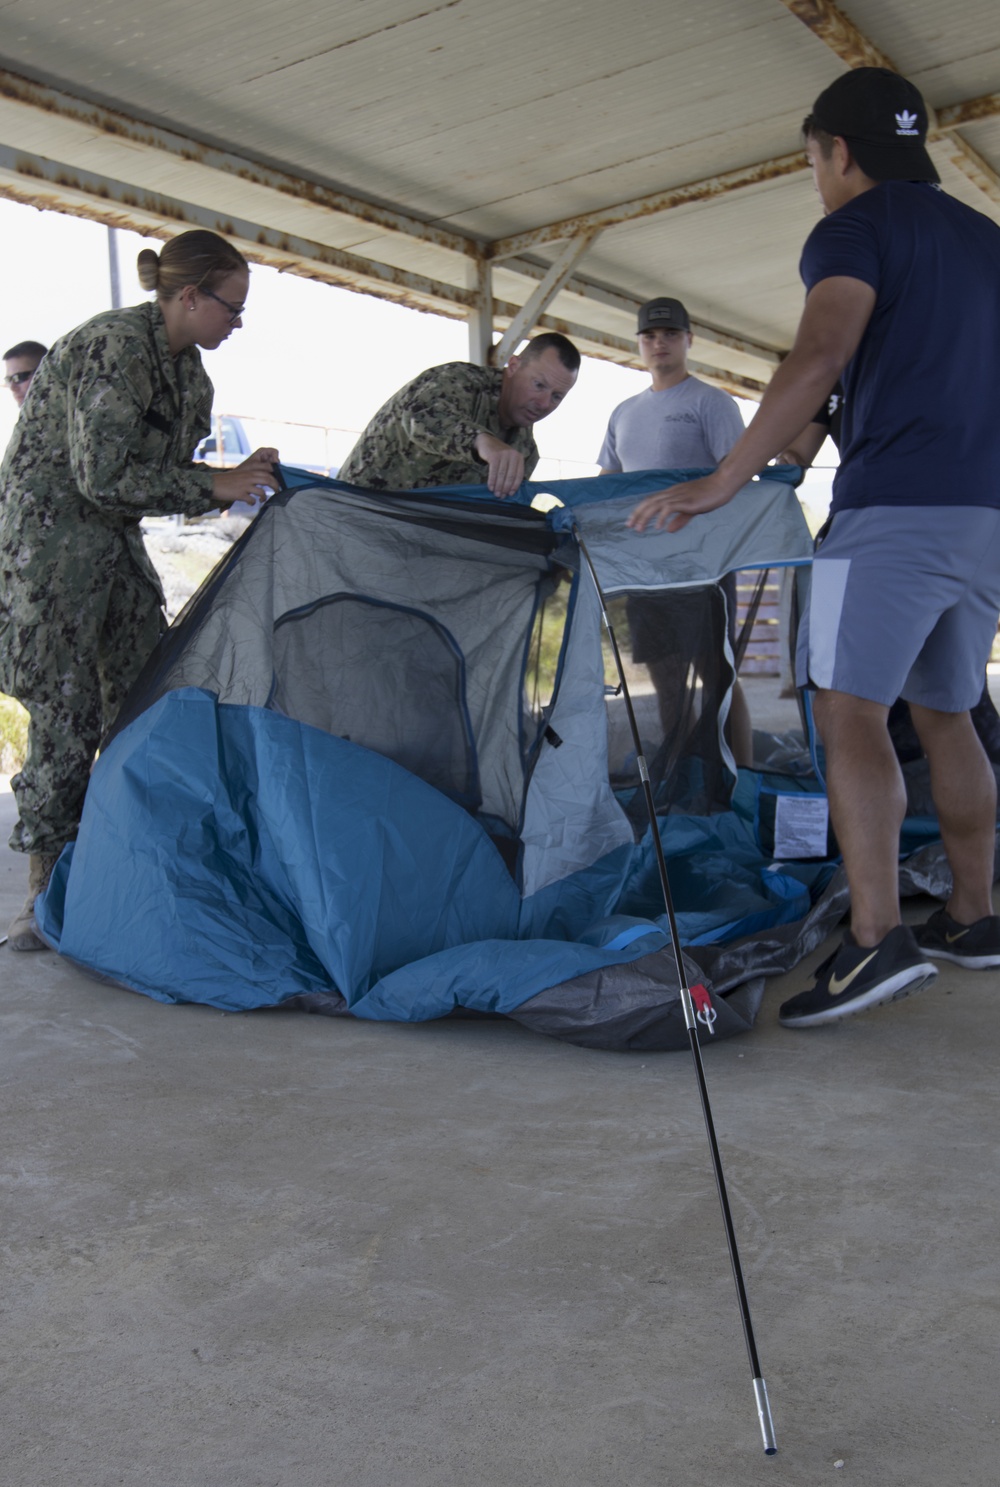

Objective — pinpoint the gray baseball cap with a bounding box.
[637,297,691,333]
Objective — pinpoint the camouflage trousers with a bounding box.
[1,568,163,857]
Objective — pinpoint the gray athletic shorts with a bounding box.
[796,505,1000,711]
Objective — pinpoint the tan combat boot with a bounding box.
[6,852,59,952]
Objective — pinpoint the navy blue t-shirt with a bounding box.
[799,182,1000,513]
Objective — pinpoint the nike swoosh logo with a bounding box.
[829,951,878,996]
[945,928,970,943]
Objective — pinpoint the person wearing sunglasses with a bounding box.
[0,228,279,951]
[3,340,48,409]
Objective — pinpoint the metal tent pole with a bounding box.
[574,525,777,1456]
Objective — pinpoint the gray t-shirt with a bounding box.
[597,375,744,471]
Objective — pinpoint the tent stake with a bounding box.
[574,526,777,1457]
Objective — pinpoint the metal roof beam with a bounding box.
[0,143,776,386]
[935,131,1000,205]
[0,139,767,395]
[486,152,808,259]
[492,232,599,363]
[0,146,476,312]
[485,76,1000,263]
[937,91,1000,131]
[778,0,1000,207]
[0,63,791,364]
[505,257,786,364]
[777,0,891,69]
[2,56,998,330]
[0,65,479,260]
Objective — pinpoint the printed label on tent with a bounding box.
[772,794,829,860]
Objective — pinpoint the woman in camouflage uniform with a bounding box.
[0,229,278,950]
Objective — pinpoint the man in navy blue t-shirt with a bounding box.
[628,67,1000,1029]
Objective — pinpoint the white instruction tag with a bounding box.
[773,794,829,860]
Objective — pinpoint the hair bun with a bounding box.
[136,248,160,292]
[138,231,247,302]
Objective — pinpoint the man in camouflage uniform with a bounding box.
[4,340,48,410]
[339,332,580,498]
[0,299,221,946]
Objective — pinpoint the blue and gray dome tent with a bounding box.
[38,467,881,1049]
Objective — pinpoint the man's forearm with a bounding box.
[475,431,526,497]
[626,277,876,534]
[710,351,845,496]
[779,420,828,469]
[710,274,876,497]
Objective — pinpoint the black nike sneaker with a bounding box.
[779,925,938,1028]
[915,906,1000,969]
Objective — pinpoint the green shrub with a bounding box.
[0,693,28,774]
[525,584,641,708]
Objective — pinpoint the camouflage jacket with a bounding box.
[339,362,539,490]
[0,300,216,630]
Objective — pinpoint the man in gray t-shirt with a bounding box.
[598,297,751,764]
[598,359,743,473]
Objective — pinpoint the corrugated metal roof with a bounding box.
[0,0,997,392]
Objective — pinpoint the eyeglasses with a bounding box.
[201,288,245,325]
[3,370,35,386]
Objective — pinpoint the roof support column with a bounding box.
[467,258,494,366]
[492,231,600,364]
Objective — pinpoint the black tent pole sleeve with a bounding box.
[573,524,777,1457]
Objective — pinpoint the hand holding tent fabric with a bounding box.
[626,470,738,534]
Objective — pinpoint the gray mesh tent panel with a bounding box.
[115,485,634,886]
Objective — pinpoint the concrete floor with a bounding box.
[1,712,999,1487]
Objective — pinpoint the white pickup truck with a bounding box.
[194,416,261,518]
[194,415,338,518]
[195,414,254,468]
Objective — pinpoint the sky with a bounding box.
[0,196,836,513]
